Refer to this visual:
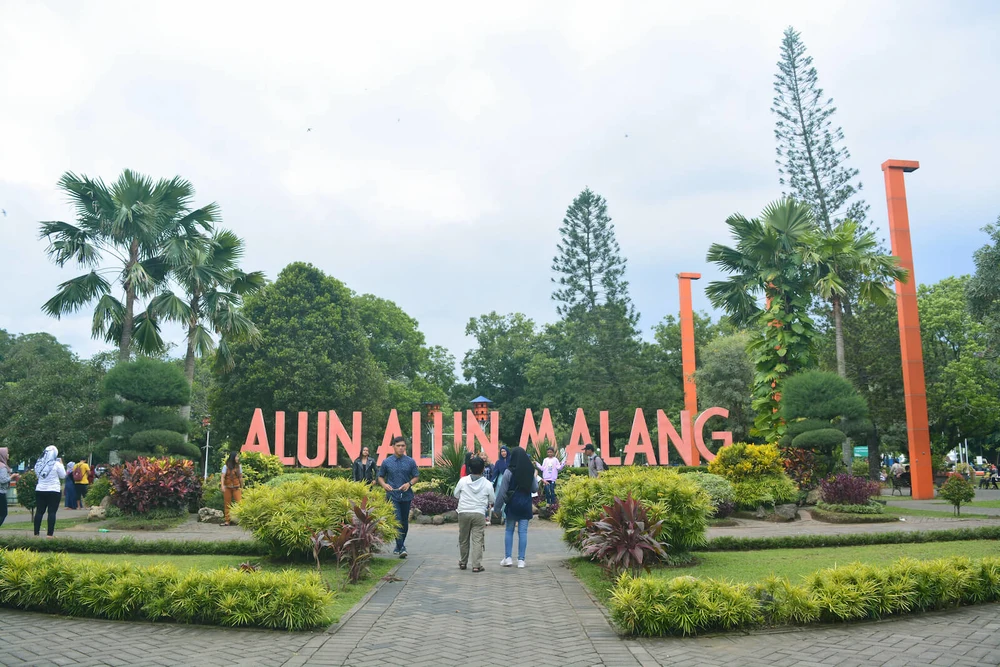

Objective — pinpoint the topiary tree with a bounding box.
[938,475,976,516]
[780,370,868,469]
[98,358,198,460]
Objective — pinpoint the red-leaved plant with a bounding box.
[108,457,202,515]
[581,494,668,576]
[311,498,387,585]
[820,473,881,506]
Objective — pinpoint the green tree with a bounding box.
[706,199,819,441]
[804,220,906,378]
[938,475,976,516]
[99,358,196,460]
[780,370,869,467]
[210,263,388,459]
[149,229,264,421]
[551,188,633,318]
[967,217,1000,355]
[772,27,868,234]
[0,332,107,463]
[39,170,217,362]
[695,331,756,445]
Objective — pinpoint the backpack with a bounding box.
[593,455,607,472]
[73,466,84,482]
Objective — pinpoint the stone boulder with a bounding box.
[410,507,423,521]
[754,505,768,519]
[199,507,225,524]
[88,506,106,521]
[415,515,433,525]
[441,510,459,524]
[100,495,112,509]
[775,503,799,521]
[805,488,822,506]
[431,514,446,525]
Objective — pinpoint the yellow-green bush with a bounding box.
[0,549,332,630]
[555,467,712,554]
[609,555,1000,636]
[708,443,798,508]
[233,476,397,559]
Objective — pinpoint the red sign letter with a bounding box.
[242,408,271,455]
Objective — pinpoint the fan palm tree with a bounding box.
[803,220,908,378]
[39,170,217,362]
[149,229,265,420]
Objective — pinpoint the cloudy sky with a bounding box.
[1,0,998,369]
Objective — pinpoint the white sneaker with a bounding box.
[517,560,525,568]
[500,557,513,567]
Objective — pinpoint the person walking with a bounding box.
[64,462,78,510]
[453,456,495,572]
[535,446,563,505]
[378,436,419,559]
[220,452,243,526]
[352,446,377,484]
[494,444,538,568]
[33,446,66,538]
[0,447,11,527]
[72,458,91,509]
[489,446,510,525]
[583,444,607,478]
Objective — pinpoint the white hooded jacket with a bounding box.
[453,474,496,514]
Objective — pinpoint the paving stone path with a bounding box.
[1,520,999,666]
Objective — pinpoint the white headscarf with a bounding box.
[34,445,59,479]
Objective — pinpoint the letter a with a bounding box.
[242,408,271,455]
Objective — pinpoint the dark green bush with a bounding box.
[84,477,111,507]
[15,470,37,515]
[816,501,884,515]
[0,549,331,630]
[791,428,846,450]
[807,508,899,523]
[129,430,200,459]
[237,451,285,488]
[699,526,1000,551]
[610,555,1000,636]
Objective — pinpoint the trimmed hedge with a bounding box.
[698,526,1000,552]
[0,549,331,630]
[555,467,712,554]
[610,555,1000,636]
[0,535,268,556]
[809,508,899,524]
[816,501,884,515]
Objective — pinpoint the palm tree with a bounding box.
[149,229,264,420]
[803,221,908,379]
[39,170,217,362]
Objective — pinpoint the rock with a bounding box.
[199,507,225,524]
[805,488,822,506]
[88,506,106,521]
[441,510,458,523]
[100,495,111,509]
[754,505,767,519]
[431,514,445,525]
[410,507,422,520]
[416,515,433,525]
[775,503,799,521]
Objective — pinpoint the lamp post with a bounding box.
[420,401,442,465]
[202,416,212,481]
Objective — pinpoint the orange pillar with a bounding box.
[678,272,701,465]
[882,159,933,500]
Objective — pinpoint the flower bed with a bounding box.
[411,491,458,516]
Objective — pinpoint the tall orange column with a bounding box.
[678,272,701,465]
[882,159,933,500]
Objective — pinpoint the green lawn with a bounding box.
[949,499,1000,509]
[0,517,89,531]
[570,539,1000,604]
[61,553,397,623]
[883,505,996,519]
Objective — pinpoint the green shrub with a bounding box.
[708,443,798,509]
[237,451,285,488]
[233,476,397,559]
[791,428,846,451]
[293,467,353,480]
[264,473,314,488]
[700,526,1000,551]
[809,507,898,524]
[0,535,268,556]
[939,475,976,516]
[816,501,884,515]
[129,430,201,459]
[851,458,870,477]
[685,473,735,518]
[16,470,37,515]
[609,555,1000,636]
[555,467,712,555]
[201,474,224,510]
[85,477,111,507]
[0,549,331,630]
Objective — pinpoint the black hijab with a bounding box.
[507,445,534,492]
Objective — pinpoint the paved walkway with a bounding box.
[1,520,998,666]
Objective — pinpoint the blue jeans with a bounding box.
[393,499,411,551]
[504,518,529,560]
[543,480,557,505]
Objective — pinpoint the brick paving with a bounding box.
[1,519,998,665]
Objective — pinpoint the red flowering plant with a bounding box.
[108,457,202,515]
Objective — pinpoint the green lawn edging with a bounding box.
[698,525,1000,551]
[0,535,268,556]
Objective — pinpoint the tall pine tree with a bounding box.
[772,27,869,234]
[551,188,634,320]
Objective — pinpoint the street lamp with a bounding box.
[420,401,442,464]
[202,416,212,480]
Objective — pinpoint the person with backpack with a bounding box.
[72,459,91,509]
[33,446,66,538]
[584,444,607,478]
[0,447,10,527]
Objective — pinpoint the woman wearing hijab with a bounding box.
[493,444,538,568]
[64,462,78,510]
[33,446,66,538]
[0,447,11,527]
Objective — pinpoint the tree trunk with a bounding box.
[179,294,200,423]
[833,296,847,379]
[867,423,881,482]
[118,239,140,363]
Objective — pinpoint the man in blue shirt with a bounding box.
[378,436,420,558]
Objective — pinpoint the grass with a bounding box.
[61,553,397,624]
[949,499,1000,509]
[0,516,89,531]
[102,515,188,531]
[884,505,996,519]
[570,539,1000,605]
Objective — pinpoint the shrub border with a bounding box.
[808,508,900,524]
[697,526,1000,551]
[0,535,268,556]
